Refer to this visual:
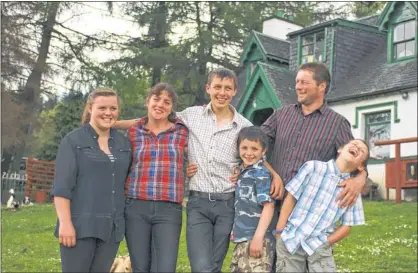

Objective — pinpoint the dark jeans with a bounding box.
[125,198,183,272]
[186,192,235,272]
[60,225,120,272]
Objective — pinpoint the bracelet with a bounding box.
[272,229,284,236]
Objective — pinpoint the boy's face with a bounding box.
[338,140,369,172]
[206,76,237,111]
[239,139,266,168]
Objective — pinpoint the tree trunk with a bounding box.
[150,1,167,86]
[10,2,59,172]
[193,2,208,106]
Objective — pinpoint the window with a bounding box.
[392,20,416,60]
[300,31,326,64]
[365,111,391,160]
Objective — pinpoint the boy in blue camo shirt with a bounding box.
[230,126,276,273]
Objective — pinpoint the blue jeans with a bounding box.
[60,224,120,272]
[125,199,182,272]
[186,193,235,272]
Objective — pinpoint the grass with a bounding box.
[1,201,417,272]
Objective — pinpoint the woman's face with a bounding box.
[89,95,119,131]
[146,91,173,121]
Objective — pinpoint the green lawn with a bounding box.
[1,201,417,272]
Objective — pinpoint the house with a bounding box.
[234,2,417,201]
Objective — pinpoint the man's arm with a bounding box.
[263,161,284,200]
[337,170,367,208]
[327,225,351,245]
[113,119,138,130]
[275,193,296,237]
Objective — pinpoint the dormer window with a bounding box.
[300,31,326,64]
[392,20,416,61]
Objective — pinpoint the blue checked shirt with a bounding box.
[281,159,365,256]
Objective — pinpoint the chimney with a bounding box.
[262,10,303,40]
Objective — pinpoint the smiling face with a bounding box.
[295,69,326,107]
[239,139,266,168]
[338,139,369,172]
[146,90,173,121]
[89,95,119,131]
[206,76,237,112]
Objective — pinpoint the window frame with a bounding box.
[390,19,417,63]
[298,29,328,65]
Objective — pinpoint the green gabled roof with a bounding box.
[237,62,297,113]
[240,31,290,66]
[377,1,417,31]
[240,31,267,65]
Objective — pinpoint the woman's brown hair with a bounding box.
[81,87,120,124]
[147,83,178,122]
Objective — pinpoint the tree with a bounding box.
[349,2,386,18]
[32,92,86,161]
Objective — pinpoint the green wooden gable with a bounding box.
[240,31,268,66]
[237,63,281,124]
[378,1,417,31]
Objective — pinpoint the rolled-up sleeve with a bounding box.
[51,135,77,200]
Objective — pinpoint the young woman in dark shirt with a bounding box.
[51,88,132,272]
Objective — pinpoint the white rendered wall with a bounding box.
[262,18,303,40]
[330,91,418,200]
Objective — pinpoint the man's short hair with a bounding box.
[237,126,269,151]
[207,68,238,89]
[298,62,331,94]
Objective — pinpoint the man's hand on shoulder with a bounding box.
[271,174,284,200]
[337,170,367,208]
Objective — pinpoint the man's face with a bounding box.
[338,140,369,172]
[295,70,326,107]
[206,76,237,111]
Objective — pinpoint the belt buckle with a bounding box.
[208,192,216,202]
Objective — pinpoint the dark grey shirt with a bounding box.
[51,124,132,242]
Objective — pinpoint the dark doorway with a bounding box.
[252,108,274,126]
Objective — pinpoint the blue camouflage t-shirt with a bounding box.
[232,159,275,243]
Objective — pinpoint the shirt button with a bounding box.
[112,191,115,194]
[112,173,115,176]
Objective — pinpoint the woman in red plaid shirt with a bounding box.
[123,83,189,272]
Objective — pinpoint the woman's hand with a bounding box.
[59,221,76,247]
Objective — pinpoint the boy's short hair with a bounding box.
[207,68,238,89]
[237,126,269,151]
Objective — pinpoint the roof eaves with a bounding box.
[287,19,339,37]
[328,84,418,103]
[253,31,290,44]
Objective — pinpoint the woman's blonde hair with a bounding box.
[81,87,120,124]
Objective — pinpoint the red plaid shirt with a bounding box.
[125,117,188,203]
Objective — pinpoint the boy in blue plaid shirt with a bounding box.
[274,139,370,272]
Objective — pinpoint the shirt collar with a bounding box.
[136,116,186,130]
[240,159,265,172]
[295,100,329,115]
[203,102,239,126]
[84,123,116,140]
[327,159,351,180]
